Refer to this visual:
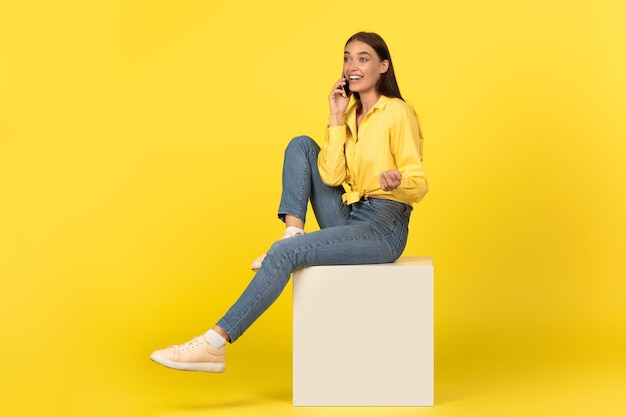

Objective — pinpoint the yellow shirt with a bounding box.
[318,95,428,205]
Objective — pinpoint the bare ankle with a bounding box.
[285,214,304,229]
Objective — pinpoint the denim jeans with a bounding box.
[216,136,412,342]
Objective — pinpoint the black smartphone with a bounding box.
[341,74,350,98]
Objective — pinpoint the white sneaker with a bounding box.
[150,336,226,373]
[251,230,304,270]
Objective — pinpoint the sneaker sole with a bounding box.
[150,354,226,373]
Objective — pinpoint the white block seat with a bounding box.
[292,256,434,406]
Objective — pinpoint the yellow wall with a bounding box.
[1,1,625,416]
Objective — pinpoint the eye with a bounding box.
[344,57,351,63]
[359,57,369,63]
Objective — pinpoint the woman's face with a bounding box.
[343,40,389,96]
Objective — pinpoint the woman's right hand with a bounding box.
[328,77,350,126]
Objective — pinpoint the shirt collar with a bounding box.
[347,95,391,116]
[372,95,391,111]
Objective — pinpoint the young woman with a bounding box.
[150,32,428,373]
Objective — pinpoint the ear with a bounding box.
[380,59,389,74]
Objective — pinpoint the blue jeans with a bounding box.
[216,136,412,342]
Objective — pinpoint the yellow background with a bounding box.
[1,1,624,416]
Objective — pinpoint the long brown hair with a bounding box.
[345,32,404,102]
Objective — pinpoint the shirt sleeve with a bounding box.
[318,125,348,186]
[389,104,428,204]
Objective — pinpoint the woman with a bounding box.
[150,32,428,373]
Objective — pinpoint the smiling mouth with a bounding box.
[349,75,362,81]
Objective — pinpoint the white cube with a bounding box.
[292,257,434,406]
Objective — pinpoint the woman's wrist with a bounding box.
[329,114,343,127]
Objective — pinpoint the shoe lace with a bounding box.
[172,337,203,353]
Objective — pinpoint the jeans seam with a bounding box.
[290,232,383,268]
[228,253,292,339]
[295,146,314,220]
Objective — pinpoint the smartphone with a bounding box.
[341,74,350,98]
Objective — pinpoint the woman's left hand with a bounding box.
[379,170,402,191]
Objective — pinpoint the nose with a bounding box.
[346,59,360,72]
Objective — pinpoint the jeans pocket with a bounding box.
[369,199,410,225]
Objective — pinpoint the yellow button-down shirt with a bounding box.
[318,95,428,205]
